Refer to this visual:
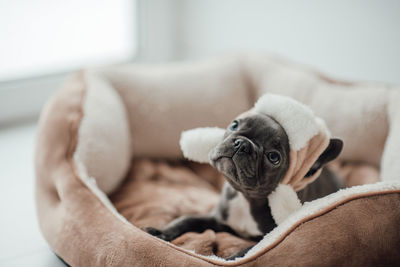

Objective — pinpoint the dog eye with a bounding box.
[229,120,239,131]
[267,151,281,165]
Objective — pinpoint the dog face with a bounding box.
[210,113,291,199]
[210,112,344,199]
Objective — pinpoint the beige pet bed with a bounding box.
[35,54,400,266]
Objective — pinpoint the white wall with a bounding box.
[136,0,181,62]
[1,0,399,126]
[176,0,400,84]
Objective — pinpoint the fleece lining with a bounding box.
[180,127,226,164]
[254,94,321,151]
[267,184,302,225]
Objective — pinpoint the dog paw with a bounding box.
[144,227,162,236]
[226,246,253,261]
[144,227,171,241]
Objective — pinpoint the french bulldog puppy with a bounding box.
[146,112,343,259]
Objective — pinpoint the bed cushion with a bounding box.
[35,54,400,266]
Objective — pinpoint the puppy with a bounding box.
[146,95,343,259]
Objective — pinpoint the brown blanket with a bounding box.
[110,159,255,258]
[111,159,379,258]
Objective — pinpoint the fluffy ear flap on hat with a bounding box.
[268,184,302,225]
[305,138,344,177]
[179,127,226,163]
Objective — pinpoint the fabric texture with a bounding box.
[180,127,226,164]
[74,73,132,194]
[280,119,330,191]
[34,54,400,266]
[254,93,320,151]
[267,184,302,225]
[110,159,255,259]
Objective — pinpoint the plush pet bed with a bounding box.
[35,54,400,266]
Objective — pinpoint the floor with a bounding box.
[0,123,65,266]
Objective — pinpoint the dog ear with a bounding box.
[180,127,225,163]
[305,138,343,177]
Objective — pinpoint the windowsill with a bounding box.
[0,73,68,126]
[0,123,65,266]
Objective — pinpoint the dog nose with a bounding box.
[234,138,251,154]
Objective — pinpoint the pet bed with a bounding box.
[35,54,400,266]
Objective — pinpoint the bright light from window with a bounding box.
[0,0,136,81]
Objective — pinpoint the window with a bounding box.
[0,0,137,125]
[0,0,137,81]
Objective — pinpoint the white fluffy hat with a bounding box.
[253,94,324,151]
[180,93,328,163]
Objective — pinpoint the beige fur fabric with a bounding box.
[74,72,132,194]
[381,90,400,181]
